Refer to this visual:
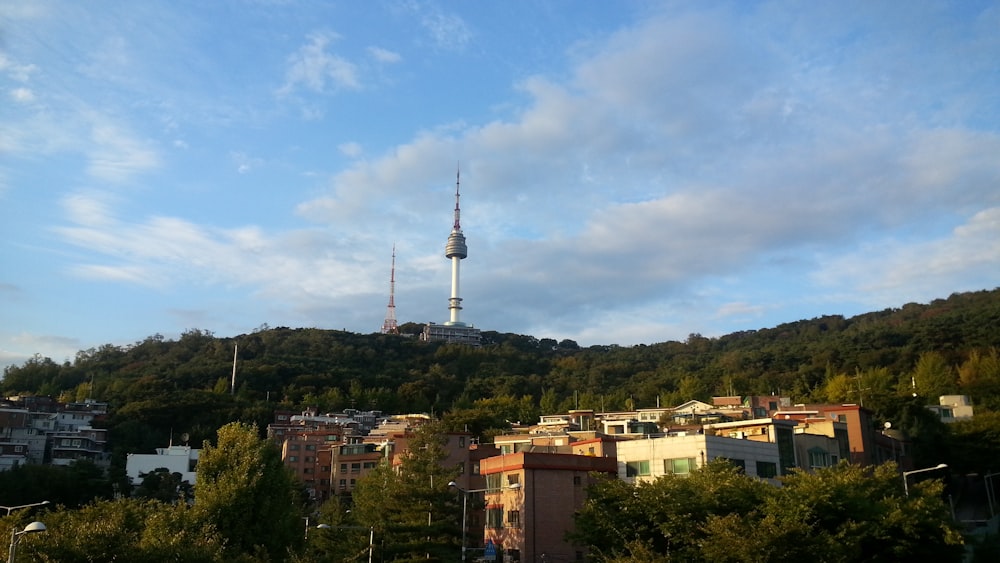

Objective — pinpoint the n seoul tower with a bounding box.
[444,169,468,326]
[422,167,481,345]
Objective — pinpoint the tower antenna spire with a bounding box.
[453,164,462,231]
[381,244,399,334]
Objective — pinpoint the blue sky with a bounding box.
[2,1,999,369]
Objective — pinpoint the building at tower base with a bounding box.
[422,322,481,346]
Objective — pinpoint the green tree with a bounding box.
[911,351,956,402]
[700,463,964,563]
[134,468,193,504]
[571,460,769,562]
[193,422,303,561]
[17,498,233,563]
[350,422,461,561]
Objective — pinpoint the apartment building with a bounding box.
[615,432,783,482]
[479,452,617,562]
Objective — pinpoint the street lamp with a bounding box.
[449,481,522,562]
[7,521,45,563]
[0,502,49,517]
[903,463,948,496]
[2,502,50,563]
[315,524,374,563]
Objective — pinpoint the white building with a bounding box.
[928,395,974,423]
[615,432,783,483]
[126,445,199,486]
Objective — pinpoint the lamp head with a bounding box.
[22,521,46,534]
[508,483,522,490]
[448,481,458,488]
[316,524,332,530]
[936,463,949,469]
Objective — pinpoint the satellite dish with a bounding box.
[181,433,190,444]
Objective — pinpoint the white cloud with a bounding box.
[420,11,472,50]
[231,151,263,174]
[338,142,363,158]
[815,207,1000,304]
[367,46,401,64]
[0,53,38,82]
[86,122,159,183]
[278,32,361,96]
[9,87,35,103]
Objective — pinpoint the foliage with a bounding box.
[349,422,462,561]
[573,461,964,563]
[570,460,770,561]
[134,467,193,504]
[193,422,303,561]
[0,461,113,509]
[13,498,236,563]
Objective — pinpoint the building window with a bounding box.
[288,456,298,462]
[573,475,582,486]
[756,461,778,478]
[351,463,361,473]
[507,510,520,528]
[485,507,503,529]
[472,461,481,475]
[339,479,347,489]
[290,444,300,451]
[808,448,830,469]
[626,460,651,477]
[459,436,466,448]
[485,473,502,491]
[457,462,465,475]
[305,444,316,451]
[304,456,313,463]
[303,467,313,474]
[664,457,696,475]
[363,462,376,469]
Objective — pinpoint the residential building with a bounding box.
[929,395,974,423]
[615,432,783,483]
[480,452,617,562]
[126,444,199,486]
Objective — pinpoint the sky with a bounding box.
[2,1,999,369]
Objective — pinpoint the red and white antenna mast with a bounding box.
[381,245,399,334]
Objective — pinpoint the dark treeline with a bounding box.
[3,288,1000,468]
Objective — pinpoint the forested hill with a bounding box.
[3,288,1000,456]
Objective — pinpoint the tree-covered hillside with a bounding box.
[3,288,1000,464]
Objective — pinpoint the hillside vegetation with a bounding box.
[3,288,1000,468]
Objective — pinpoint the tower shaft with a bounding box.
[444,169,467,326]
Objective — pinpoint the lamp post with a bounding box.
[984,471,1000,519]
[0,502,49,517]
[7,522,46,563]
[449,481,521,562]
[2,502,50,563]
[903,463,948,496]
[315,524,374,563]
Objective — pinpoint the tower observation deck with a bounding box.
[422,169,481,346]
